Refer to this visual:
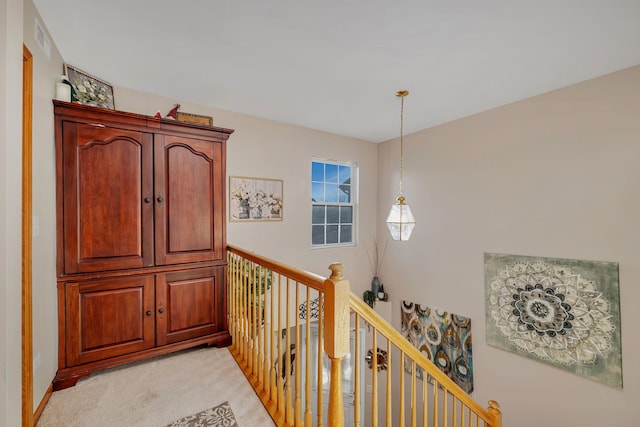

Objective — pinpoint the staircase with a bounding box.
[227,245,501,427]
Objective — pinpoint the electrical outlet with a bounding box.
[366,384,373,394]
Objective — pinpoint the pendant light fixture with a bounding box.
[386,90,416,241]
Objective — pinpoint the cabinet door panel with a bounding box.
[63,122,153,273]
[154,135,224,265]
[65,275,155,366]
[156,267,224,345]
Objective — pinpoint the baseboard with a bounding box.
[33,383,53,425]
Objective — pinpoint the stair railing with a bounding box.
[227,245,501,427]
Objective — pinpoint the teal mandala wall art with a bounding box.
[484,253,622,388]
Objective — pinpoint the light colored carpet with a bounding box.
[37,347,275,427]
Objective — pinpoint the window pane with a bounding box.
[325,164,339,183]
[312,182,324,202]
[312,162,324,182]
[326,225,339,244]
[312,205,325,224]
[327,206,339,224]
[340,225,352,243]
[311,160,355,247]
[312,225,325,245]
[338,184,350,203]
[340,206,352,223]
[325,184,339,202]
[339,165,351,183]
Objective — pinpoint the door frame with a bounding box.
[22,44,34,427]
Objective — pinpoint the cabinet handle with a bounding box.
[87,123,106,128]
[144,197,152,204]
[158,308,164,314]
[145,311,152,316]
[157,193,163,204]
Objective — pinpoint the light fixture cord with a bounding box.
[399,94,404,196]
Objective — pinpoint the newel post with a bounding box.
[324,263,350,427]
[487,400,502,427]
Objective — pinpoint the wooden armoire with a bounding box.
[53,101,233,390]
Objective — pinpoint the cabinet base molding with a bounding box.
[53,331,231,391]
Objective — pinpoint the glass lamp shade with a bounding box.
[385,195,415,241]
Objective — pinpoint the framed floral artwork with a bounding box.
[63,64,115,109]
[230,176,283,222]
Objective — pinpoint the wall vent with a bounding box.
[34,17,51,60]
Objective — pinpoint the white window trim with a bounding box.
[311,158,358,249]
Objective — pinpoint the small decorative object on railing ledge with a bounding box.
[366,238,388,307]
[371,276,381,296]
[366,238,388,279]
[366,347,388,371]
[377,283,388,301]
[362,290,376,308]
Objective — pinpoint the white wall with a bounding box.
[377,66,640,426]
[114,89,378,292]
[21,7,640,424]
[23,0,64,411]
[1,0,24,424]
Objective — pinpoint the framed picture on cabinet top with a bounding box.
[230,176,283,222]
[63,63,115,110]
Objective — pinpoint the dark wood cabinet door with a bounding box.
[65,275,155,366]
[155,267,225,346]
[154,135,224,265]
[62,122,153,273]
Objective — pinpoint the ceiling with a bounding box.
[32,0,640,142]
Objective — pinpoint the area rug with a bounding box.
[166,401,238,427]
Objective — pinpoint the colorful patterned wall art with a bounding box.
[401,302,474,393]
[484,253,622,388]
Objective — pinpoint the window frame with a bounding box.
[311,158,357,248]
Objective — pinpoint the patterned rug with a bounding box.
[166,401,238,427]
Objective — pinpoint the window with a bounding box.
[311,159,355,246]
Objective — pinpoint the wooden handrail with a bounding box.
[349,293,502,426]
[227,246,502,427]
[227,244,326,291]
